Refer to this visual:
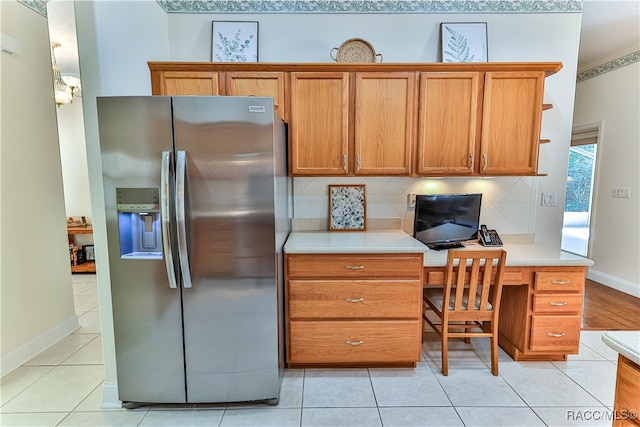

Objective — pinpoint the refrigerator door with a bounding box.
[98,97,186,403]
[172,97,282,403]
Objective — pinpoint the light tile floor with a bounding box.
[0,274,627,426]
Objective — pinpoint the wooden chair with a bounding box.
[423,249,507,376]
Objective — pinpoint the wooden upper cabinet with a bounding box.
[224,71,287,122]
[354,72,415,175]
[417,72,480,175]
[153,71,220,95]
[289,72,350,176]
[148,62,561,177]
[480,71,546,175]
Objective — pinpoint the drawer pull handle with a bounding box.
[548,301,568,306]
[551,280,570,285]
[547,332,566,338]
[346,297,365,303]
[346,265,365,270]
[345,340,364,346]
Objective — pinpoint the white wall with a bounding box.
[164,12,581,247]
[75,2,582,406]
[573,54,640,296]
[74,0,170,405]
[1,0,79,376]
[57,99,92,223]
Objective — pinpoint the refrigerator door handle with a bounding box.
[161,151,178,289]
[176,150,193,289]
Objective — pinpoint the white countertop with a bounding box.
[602,331,640,365]
[284,231,594,267]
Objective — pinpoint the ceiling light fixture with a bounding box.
[51,41,81,107]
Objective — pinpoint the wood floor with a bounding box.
[581,279,640,330]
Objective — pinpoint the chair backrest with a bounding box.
[442,249,507,321]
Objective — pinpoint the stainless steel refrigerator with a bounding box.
[97,96,290,405]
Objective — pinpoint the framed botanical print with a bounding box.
[328,185,366,231]
[441,22,488,63]
[211,21,259,62]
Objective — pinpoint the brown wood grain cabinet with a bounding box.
[498,266,585,361]
[285,253,424,367]
[425,264,586,361]
[148,62,561,177]
[289,72,350,175]
[152,71,221,96]
[613,355,640,427]
[224,71,287,122]
[417,72,480,175]
[354,72,415,175]
[480,71,546,175]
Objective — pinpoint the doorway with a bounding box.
[561,127,598,256]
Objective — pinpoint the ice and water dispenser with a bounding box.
[116,188,163,259]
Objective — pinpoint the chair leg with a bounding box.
[441,324,449,376]
[464,321,472,344]
[490,334,499,376]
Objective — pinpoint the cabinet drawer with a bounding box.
[614,355,640,426]
[529,315,581,352]
[288,320,421,364]
[532,294,583,313]
[534,271,584,292]
[286,254,423,279]
[288,279,421,319]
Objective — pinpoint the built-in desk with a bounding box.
[284,231,594,365]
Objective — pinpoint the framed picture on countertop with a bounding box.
[328,185,366,231]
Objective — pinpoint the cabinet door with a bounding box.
[225,72,287,122]
[354,72,415,175]
[289,72,349,176]
[157,71,220,95]
[480,71,545,175]
[417,72,480,175]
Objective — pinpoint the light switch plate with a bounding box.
[612,187,631,198]
[541,192,557,207]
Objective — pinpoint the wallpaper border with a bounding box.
[17,0,47,17]
[577,51,640,82]
[156,0,582,14]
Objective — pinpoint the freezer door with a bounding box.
[172,96,282,403]
[98,97,186,403]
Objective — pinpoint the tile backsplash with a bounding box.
[293,176,539,235]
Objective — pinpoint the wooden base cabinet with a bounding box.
[285,253,424,367]
[613,355,640,427]
[498,266,586,361]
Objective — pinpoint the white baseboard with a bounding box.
[1,315,80,377]
[587,268,640,298]
[101,382,122,409]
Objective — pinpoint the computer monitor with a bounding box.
[413,193,482,250]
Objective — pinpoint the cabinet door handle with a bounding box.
[482,153,488,171]
[345,297,365,303]
[547,332,566,337]
[345,340,364,346]
[549,301,568,306]
[346,265,365,270]
[356,153,361,173]
[551,280,570,285]
[469,153,474,172]
[343,154,348,173]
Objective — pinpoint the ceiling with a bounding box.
[47,1,640,77]
[578,0,640,68]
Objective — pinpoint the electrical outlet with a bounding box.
[612,187,631,198]
[408,193,417,208]
[541,192,557,207]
